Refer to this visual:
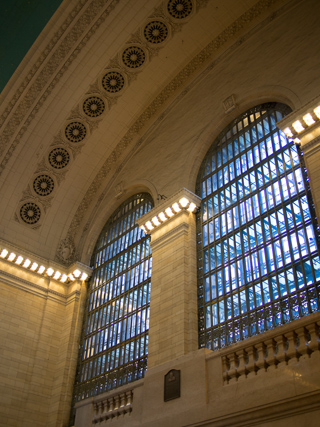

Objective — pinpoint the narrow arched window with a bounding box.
[75,193,153,400]
[196,103,320,350]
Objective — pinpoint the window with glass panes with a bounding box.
[74,193,153,401]
[197,103,320,351]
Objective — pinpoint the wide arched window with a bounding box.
[197,103,320,351]
[74,193,153,400]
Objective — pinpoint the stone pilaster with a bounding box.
[137,188,201,368]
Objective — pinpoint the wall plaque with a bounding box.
[164,369,181,402]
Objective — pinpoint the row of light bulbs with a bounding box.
[139,197,197,233]
[284,106,320,138]
[0,248,88,282]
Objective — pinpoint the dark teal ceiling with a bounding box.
[0,0,63,94]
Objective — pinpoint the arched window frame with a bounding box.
[74,193,153,401]
[196,103,320,350]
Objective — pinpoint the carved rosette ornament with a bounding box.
[144,21,169,44]
[83,96,106,118]
[20,202,41,224]
[65,121,87,143]
[48,147,70,169]
[167,0,193,19]
[122,46,146,69]
[102,71,125,93]
[33,174,55,196]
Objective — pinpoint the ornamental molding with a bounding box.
[72,0,295,260]
[15,0,203,230]
[0,0,122,174]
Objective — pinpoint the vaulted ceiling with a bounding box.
[0,0,318,268]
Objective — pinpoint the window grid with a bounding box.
[74,193,153,401]
[197,103,320,350]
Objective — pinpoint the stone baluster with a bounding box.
[295,326,309,358]
[273,334,289,365]
[102,399,109,419]
[120,392,126,408]
[93,402,99,419]
[236,349,248,379]
[245,345,258,376]
[227,352,239,381]
[114,394,120,411]
[222,355,230,383]
[264,338,278,369]
[108,397,114,413]
[126,390,133,406]
[306,322,320,354]
[255,342,267,372]
[285,331,300,362]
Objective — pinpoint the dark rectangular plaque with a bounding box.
[164,369,181,402]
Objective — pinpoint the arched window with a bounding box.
[74,193,153,400]
[196,103,320,351]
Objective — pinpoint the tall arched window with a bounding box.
[197,103,320,350]
[74,193,153,400]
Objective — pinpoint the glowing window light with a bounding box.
[179,197,189,208]
[172,203,181,213]
[15,256,24,265]
[73,269,81,278]
[188,202,197,212]
[38,265,46,274]
[145,221,154,231]
[314,106,320,119]
[0,249,8,258]
[303,113,315,126]
[23,259,31,268]
[30,262,38,271]
[46,268,54,276]
[158,212,167,222]
[8,252,16,261]
[152,216,160,226]
[81,272,88,281]
[165,207,174,217]
[60,274,68,283]
[53,271,61,280]
[284,128,293,138]
[292,120,305,133]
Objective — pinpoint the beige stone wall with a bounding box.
[148,210,199,368]
[0,260,87,427]
[75,313,320,427]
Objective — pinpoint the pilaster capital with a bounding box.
[277,94,320,155]
[136,188,201,236]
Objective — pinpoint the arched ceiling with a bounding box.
[0,0,317,268]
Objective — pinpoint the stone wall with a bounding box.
[0,260,87,427]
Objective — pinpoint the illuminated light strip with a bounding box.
[0,245,91,283]
[136,188,201,233]
[277,102,320,138]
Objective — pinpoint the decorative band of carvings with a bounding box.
[61,0,290,263]
[0,0,122,173]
